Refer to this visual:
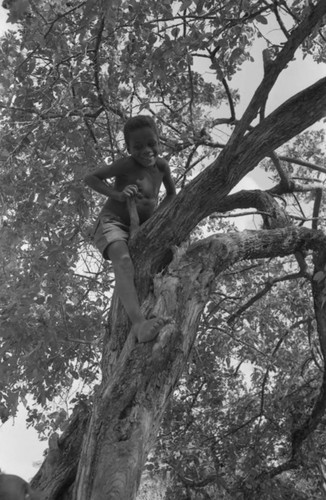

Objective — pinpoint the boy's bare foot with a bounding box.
[131,318,165,343]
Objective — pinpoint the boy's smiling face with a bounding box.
[127,127,159,168]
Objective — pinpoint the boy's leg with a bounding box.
[108,240,164,342]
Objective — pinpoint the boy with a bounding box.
[84,115,176,343]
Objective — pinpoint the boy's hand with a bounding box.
[120,184,138,200]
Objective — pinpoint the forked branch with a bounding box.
[229,0,326,147]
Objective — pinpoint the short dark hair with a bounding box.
[123,115,159,147]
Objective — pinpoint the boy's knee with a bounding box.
[115,253,133,271]
[108,241,129,262]
[109,243,133,272]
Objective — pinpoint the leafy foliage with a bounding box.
[150,255,325,498]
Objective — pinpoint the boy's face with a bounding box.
[127,127,159,168]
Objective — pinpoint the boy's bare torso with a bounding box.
[101,156,165,225]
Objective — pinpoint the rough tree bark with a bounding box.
[30,2,326,498]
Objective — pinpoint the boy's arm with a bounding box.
[160,159,176,208]
[84,159,137,201]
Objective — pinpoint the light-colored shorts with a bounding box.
[92,214,129,260]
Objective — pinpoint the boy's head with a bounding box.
[124,115,160,168]
[123,115,159,147]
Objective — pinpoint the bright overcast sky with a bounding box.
[0,6,9,34]
[0,2,325,481]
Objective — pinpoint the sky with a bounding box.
[0,405,46,481]
[0,6,9,34]
[0,2,325,482]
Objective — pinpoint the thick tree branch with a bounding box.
[184,227,325,278]
[130,77,326,283]
[229,0,326,146]
[215,189,291,228]
[234,77,326,165]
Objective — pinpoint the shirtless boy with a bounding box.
[84,115,176,343]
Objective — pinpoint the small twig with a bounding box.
[222,77,236,123]
[84,118,97,144]
[92,17,106,110]
[292,177,323,183]
[292,192,307,224]
[176,153,208,183]
[292,215,323,223]
[187,56,195,128]
[179,145,199,188]
[272,0,290,39]
[65,337,97,345]
[43,1,86,39]
[278,155,326,175]
[259,329,290,418]
[269,151,292,189]
[217,210,271,218]
[217,326,266,357]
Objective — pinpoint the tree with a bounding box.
[0,0,326,498]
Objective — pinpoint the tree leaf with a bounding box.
[256,14,268,24]
[313,271,325,282]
